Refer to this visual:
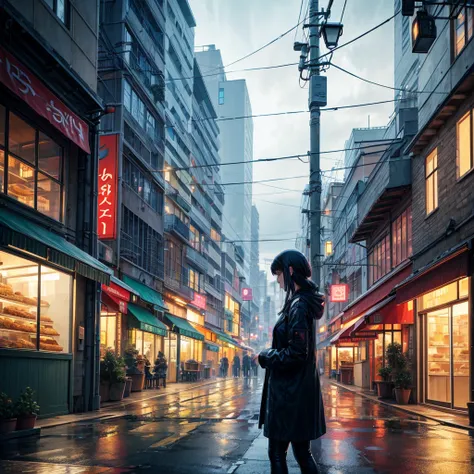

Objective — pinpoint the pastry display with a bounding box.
[3,305,36,320]
[40,326,59,336]
[39,337,63,352]
[40,315,53,323]
[0,335,35,349]
[9,183,34,196]
[0,316,35,332]
[0,282,14,297]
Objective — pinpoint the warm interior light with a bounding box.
[174,297,187,306]
[325,241,333,256]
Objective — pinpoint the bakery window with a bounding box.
[0,107,64,222]
[0,251,72,353]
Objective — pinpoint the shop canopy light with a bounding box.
[401,0,415,16]
[321,22,344,49]
[325,241,333,256]
[412,10,437,53]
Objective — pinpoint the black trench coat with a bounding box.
[258,293,326,442]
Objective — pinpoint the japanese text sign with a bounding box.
[242,288,253,301]
[191,293,207,310]
[0,46,90,153]
[330,284,349,303]
[98,134,119,240]
[102,282,131,302]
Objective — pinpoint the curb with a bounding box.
[0,427,41,441]
[330,380,473,432]
[37,378,225,430]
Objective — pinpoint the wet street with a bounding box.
[1,377,473,473]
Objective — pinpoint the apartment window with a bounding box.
[146,111,156,139]
[392,207,412,268]
[124,29,132,64]
[189,225,202,251]
[211,227,221,242]
[0,108,64,221]
[457,110,473,178]
[44,0,69,25]
[121,206,164,277]
[425,148,438,215]
[189,269,199,292]
[368,235,391,287]
[454,3,474,57]
[218,88,225,105]
[123,157,163,213]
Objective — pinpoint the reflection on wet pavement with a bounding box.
[0,378,473,473]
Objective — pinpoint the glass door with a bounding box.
[426,308,451,406]
[164,332,178,383]
[452,302,469,409]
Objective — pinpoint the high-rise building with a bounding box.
[248,205,260,340]
[196,45,254,283]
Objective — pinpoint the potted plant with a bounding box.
[0,392,17,434]
[394,369,412,404]
[375,366,393,399]
[124,345,145,392]
[15,387,40,430]
[99,349,113,403]
[101,349,127,402]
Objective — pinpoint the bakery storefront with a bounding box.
[100,277,138,358]
[396,246,471,410]
[0,212,111,416]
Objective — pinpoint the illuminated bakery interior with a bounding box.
[0,251,71,352]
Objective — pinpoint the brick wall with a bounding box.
[411,90,474,270]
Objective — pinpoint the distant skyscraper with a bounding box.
[196,45,254,284]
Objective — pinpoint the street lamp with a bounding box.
[320,22,344,50]
[401,0,415,17]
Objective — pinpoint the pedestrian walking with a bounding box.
[232,354,241,378]
[256,249,325,474]
[153,351,167,388]
[220,354,229,378]
[242,352,251,378]
[251,355,258,377]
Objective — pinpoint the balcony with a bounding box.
[164,270,194,300]
[207,243,221,267]
[205,281,223,301]
[186,246,208,273]
[190,206,211,235]
[165,183,192,213]
[165,214,190,242]
[351,155,411,243]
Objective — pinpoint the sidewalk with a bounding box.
[37,378,222,430]
[330,379,472,431]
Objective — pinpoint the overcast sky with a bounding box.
[189,0,395,277]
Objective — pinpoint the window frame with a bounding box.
[453,3,474,58]
[456,109,473,179]
[218,88,225,105]
[425,148,438,216]
[43,0,70,26]
[0,106,65,222]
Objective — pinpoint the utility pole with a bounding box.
[308,0,322,288]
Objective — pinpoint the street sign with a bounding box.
[330,284,349,303]
[242,288,253,301]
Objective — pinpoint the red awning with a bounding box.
[331,317,377,346]
[102,292,128,314]
[351,297,414,337]
[395,245,470,304]
[343,262,412,323]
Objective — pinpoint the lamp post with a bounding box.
[295,1,343,289]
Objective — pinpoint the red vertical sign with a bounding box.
[98,134,119,240]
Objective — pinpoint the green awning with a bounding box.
[214,329,237,347]
[164,313,204,341]
[123,275,168,311]
[110,276,139,297]
[128,303,168,337]
[0,208,111,284]
[206,343,220,353]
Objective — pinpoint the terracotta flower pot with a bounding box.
[16,414,37,431]
[0,418,17,434]
[124,378,132,398]
[99,382,110,403]
[109,382,126,401]
[131,373,145,392]
[394,388,411,405]
[375,381,393,399]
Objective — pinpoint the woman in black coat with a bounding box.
[257,249,326,474]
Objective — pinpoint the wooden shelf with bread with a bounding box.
[0,282,63,352]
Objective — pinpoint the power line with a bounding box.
[340,0,348,22]
[331,62,448,95]
[163,141,400,173]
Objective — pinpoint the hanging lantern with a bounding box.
[412,10,437,53]
[402,0,415,16]
[325,241,333,256]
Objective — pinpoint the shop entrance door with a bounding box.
[164,332,178,383]
[425,303,469,409]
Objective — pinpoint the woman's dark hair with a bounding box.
[271,249,312,312]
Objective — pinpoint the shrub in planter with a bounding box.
[15,387,40,430]
[101,349,127,402]
[394,369,412,405]
[375,366,393,399]
[0,392,17,434]
[124,345,145,392]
